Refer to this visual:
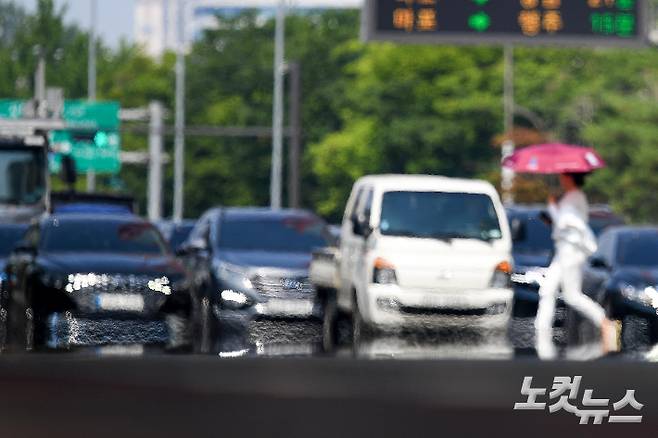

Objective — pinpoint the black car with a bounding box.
[4,214,194,349]
[179,207,330,353]
[574,227,658,349]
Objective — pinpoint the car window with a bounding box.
[188,215,211,245]
[509,211,553,255]
[42,220,168,255]
[217,216,327,253]
[595,230,615,265]
[615,231,658,267]
[345,186,364,222]
[360,188,374,220]
[379,191,502,241]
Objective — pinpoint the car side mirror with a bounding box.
[177,238,207,256]
[589,256,609,270]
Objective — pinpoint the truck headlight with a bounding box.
[373,257,397,285]
[491,261,512,289]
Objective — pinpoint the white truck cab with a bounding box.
[337,174,514,331]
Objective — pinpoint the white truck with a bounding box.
[310,174,514,346]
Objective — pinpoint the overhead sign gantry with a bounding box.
[362,0,648,46]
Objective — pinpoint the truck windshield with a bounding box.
[0,148,46,205]
[379,191,502,241]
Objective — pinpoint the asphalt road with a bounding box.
[0,355,656,437]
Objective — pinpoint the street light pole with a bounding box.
[87,0,98,193]
[287,61,301,209]
[173,0,186,222]
[501,45,515,205]
[270,0,286,210]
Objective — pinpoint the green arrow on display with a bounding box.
[468,11,491,32]
[473,0,489,5]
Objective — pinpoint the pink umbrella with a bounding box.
[502,143,606,174]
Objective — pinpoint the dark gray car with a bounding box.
[178,207,331,354]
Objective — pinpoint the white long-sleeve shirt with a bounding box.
[548,189,597,255]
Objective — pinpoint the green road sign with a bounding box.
[49,129,121,174]
[0,100,25,119]
[0,99,122,175]
[63,101,120,130]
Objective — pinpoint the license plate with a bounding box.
[264,299,314,316]
[96,294,145,312]
[421,295,471,309]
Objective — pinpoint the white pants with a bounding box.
[535,243,606,331]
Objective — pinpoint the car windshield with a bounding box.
[379,191,502,241]
[0,225,27,256]
[509,212,553,255]
[218,216,327,252]
[616,232,658,267]
[0,148,46,205]
[42,219,168,255]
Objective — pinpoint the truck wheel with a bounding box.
[320,289,337,353]
[194,297,214,354]
[351,291,373,356]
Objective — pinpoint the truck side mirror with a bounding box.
[351,216,362,236]
[351,214,373,237]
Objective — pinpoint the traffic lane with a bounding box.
[213,317,324,357]
[0,307,195,354]
[0,355,656,437]
[0,301,643,360]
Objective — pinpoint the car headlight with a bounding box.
[511,266,547,287]
[373,257,397,285]
[39,272,67,289]
[620,283,658,308]
[490,261,513,289]
[220,289,253,310]
[216,262,254,291]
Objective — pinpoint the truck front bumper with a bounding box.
[359,284,513,330]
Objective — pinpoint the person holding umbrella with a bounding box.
[503,144,617,352]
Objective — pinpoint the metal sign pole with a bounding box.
[87,0,98,193]
[148,101,163,221]
[270,0,286,210]
[173,0,186,222]
[501,45,515,206]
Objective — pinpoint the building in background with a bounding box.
[134,0,362,58]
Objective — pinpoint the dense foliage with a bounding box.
[2,0,658,223]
